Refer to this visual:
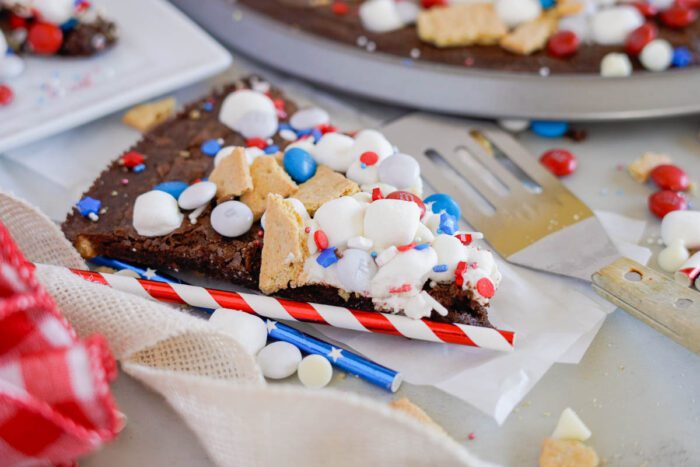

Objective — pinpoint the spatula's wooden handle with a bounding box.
[592,257,700,355]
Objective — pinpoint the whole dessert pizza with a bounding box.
[62,76,502,327]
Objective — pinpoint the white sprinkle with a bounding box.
[539,67,550,77]
[410,48,421,59]
[356,35,368,47]
[366,41,376,52]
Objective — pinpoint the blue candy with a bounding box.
[284,147,317,183]
[317,247,339,268]
[540,0,555,8]
[201,139,222,156]
[530,121,569,138]
[202,102,214,112]
[60,18,78,31]
[672,47,693,68]
[438,212,459,235]
[424,193,461,220]
[264,145,280,154]
[154,181,189,199]
[76,197,101,217]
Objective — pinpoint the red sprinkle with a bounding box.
[421,0,447,7]
[476,278,495,298]
[331,1,350,15]
[257,229,264,237]
[121,151,145,169]
[385,191,427,218]
[304,226,311,234]
[625,23,657,56]
[371,187,384,201]
[389,283,412,294]
[660,5,697,28]
[650,164,689,191]
[0,85,14,106]
[468,433,476,441]
[455,233,473,245]
[397,242,417,252]
[539,149,577,177]
[359,151,380,166]
[27,22,64,55]
[546,31,580,59]
[648,190,688,218]
[120,178,129,185]
[455,261,468,287]
[318,123,337,134]
[246,138,268,149]
[8,14,26,30]
[314,230,330,250]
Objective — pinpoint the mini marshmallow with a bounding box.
[209,309,268,355]
[395,0,420,24]
[219,90,278,138]
[640,39,673,72]
[429,234,468,282]
[364,199,421,249]
[371,247,438,298]
[314,196,366,247]
[600,52,632,77]
[312,133,356,172]
[178,181,217,210]
[495,0,542,28]
[377,153,420,190]
[648,0,674,9]
[132,190,183,237]
[32,0,75,24]
[290,107,329,131]
[590,6,643,45]
[657,239,689,273]
[351,192,373,204]
[413,223,435,244]
[347,159,380,185]
[336,248,378,293]
[359,0,405,33]
[375,246,399,267]
[551,408,592,442]
[661,210,700,250]
[352,129,395,159]
[297,354,333,389]
[0,53,24,80]
[347,235,374,250]
[256,342,302,379]
[236,110,279,139]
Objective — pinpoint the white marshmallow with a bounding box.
[178,181,217,210]
[364,199,421,250]
[32,0,74,24]
[413,223,435,244]
[290,107,329,131]
[648,0,674,9]
[359,0,405,33]
[210,201,254,238]
[219,90,278,138]
[314,196,366,248]
[335,248,378,293]
[311,133,356,172]
[590,6,643,45]
[132,190,183,237]
[640,39,673,72]
[395,0,420,24]
[370,247,438,298]
[661,211,700,250]
[297,355,333,389]
[657,240,689,273]
[352,129,395,160]
[600,52,632,77]
[209,309,268,356]
[551,408,592,442]
[236,110,278,140]
[558,15,590,43]
[347,235,374,250]
[256,342,302,379]
[430,234,468,282]
[495,0,542,28]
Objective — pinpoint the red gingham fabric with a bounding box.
[0,222,119,466]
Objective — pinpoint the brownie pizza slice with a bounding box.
[62,76,501,327]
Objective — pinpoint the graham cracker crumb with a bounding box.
[628,152,672,183]
[500,15,557,55]
[259,194,308,294]
[209,147,253,200]
[390,398,447,435]
[540,438,599,467]
[75,236,98,258]
[417,4,507,48]
[240,156,298,220]
[122,97,176,132]
[293,165,359,215]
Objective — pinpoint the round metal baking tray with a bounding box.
[172,0,700,121]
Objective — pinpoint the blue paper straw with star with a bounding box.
[89,256,181,284]
[264,319,402,393]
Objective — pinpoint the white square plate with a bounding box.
[0,0,231,153]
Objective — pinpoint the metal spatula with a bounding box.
[382,112,700,354]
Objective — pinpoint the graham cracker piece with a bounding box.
[122,97,176,132]
[208,147,253,200]
[417,4,507,47]
[390,398,447,435]
[259,194,308,294]
[628,152,673,183]
[540,438,599,467]
[240,156,298,220]
[500,15,558,55]
[293,165,359,215]
[75,236,97,258]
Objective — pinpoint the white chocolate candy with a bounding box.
[657,239,689,272]
[552,408,592,442]
[297,354,333,389]
[430,234,468,282]
[600,52,632,77]
[219,90,278,138]
[590,6,643,45]
[178,181,217,210]
[209,309,268,355]
[256,342,302,379]
[558,14,590,43]
[364,199,420,249]
[661,211,700,250]
[32,0,75,24]
[211,201,254,237]
[495,0,542,28]
[132,190,183,237]
[335,248,378,293]
[314,196,365,247]
[359,0,405,33]
[290,107,329,131]
[378,153,420,190]
[312,133,356,172]
[498,118,530,133]
[640,39,673,72]
[0,51,24,81]
[236,110,279,140]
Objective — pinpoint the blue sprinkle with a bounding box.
[264,145,280,154]
[414,243,429,250]
[60,18,78,31]
[360,163,367,169]
[531,121,569,138]
[154,181,189,199]
[540,0,556,8]
[201,139,222,156]
[401,59,414,66]
[424,193,461,220]
[432,264,448,273]
[311,128,323,143]
[133,163,146,173]
[439,212,459,235]
[317,247,339,268]
[202,101,214,112]
[370,251,377,258]
[296,128,313,137]
[672,47,693,68]
[76,197,101,217]
[278,123,293,132]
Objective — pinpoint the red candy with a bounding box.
[455,233,473,245]
[650,164,689,191]
[547,31,579,59]
[660,5,697,28]
[8,14,27,29]
[27,22,64,55]
[371,187,384,201]
[625,23,657,56]
[648,190,688,218]
[0,85,14,107]
[313,230,329,250]
[539,149,577,177]
[317,123,337,134]
[359,151,379,166]
[246,138,267,149]
[476,278,495,298]
[331,1,349,15]
[677,0,700,9]
[454,261,468,287]
[632,2,658,17]
[386,191,426,218]
[421,0,447,7]
[121,151,145,168]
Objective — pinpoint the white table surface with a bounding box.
[2,58,700,466]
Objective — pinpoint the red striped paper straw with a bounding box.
[59,267,515,351]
